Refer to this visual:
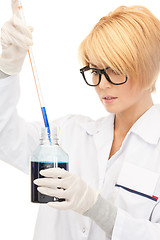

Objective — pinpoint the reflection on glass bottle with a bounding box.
[31,127,69,203]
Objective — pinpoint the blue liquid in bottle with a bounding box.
[31,127,69,203]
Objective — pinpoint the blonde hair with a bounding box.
[78,6,160,91]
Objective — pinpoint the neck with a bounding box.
[114,93,153,137]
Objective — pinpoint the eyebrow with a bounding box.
[90,63,98,68]
[90,63,110,70]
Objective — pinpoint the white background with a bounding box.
[0,0,160,239]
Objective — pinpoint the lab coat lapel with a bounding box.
[92,115,115,190]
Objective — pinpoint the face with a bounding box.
[94,66,151,115]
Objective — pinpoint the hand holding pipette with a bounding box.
[0,0,33,75]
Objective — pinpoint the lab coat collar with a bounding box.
[130,104,160,145]
[80,114,115,136]
[80,104,160,145]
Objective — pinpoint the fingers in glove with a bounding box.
[12,0,22,19]
[34,178,66,189]
[37,187,67,199]
[40,167,70,179]
[1,21,33,49]
[11,15,33,37]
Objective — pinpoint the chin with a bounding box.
[103,103,118,113]
[103,104,129,115]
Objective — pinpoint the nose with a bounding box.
[99,74,112,89]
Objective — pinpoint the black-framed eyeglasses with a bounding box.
[80,65,128,86]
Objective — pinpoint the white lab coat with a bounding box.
[0,75,160,240]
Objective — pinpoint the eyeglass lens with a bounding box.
[84,68,126,85]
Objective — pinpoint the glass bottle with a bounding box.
[31,127,69,203]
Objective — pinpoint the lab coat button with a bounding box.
[82,227,86,233]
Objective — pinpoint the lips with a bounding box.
[102,95,118,104]
[102,95,117,100]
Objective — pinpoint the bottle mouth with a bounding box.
[40,126,59,144]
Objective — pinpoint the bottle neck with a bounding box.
[40,138,59,146]
[40,127,59,146]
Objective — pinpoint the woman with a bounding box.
[0,1,160,239]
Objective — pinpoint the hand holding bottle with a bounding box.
[31,127,69,203]
[0,0,33,75]
[34,167,99,214]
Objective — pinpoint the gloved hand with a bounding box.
[0,0,33,75]
[34,168,100,215]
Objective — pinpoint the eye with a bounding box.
[91,69,99,75]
